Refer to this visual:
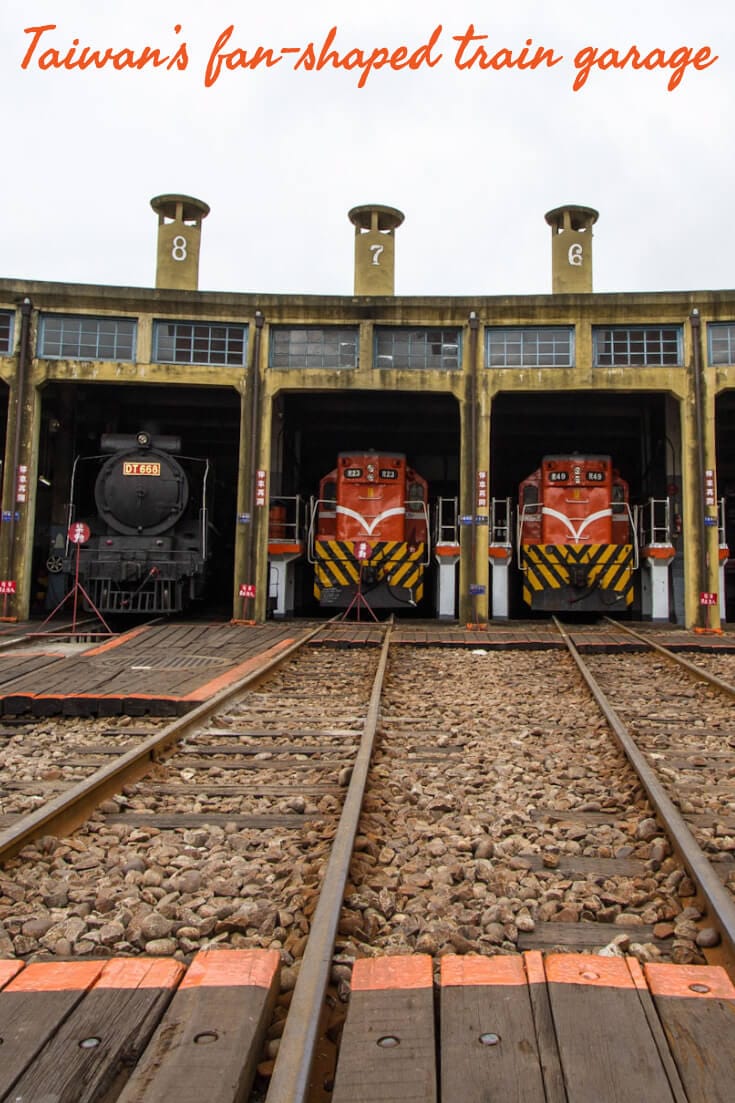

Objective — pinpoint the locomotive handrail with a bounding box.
[200,458,211,561]
[63,452,107,557]
[305,496,326,564]
[626,502,640,569]
[516,501,541,569]
[408,499,432,565]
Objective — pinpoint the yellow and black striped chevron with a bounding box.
[521,543,634,609]
[314,540,425,603]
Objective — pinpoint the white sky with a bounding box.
[1,1,733,297]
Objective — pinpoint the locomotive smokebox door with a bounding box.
[95,448,189,536]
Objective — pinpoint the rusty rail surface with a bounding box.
[0,621,330,864]
[555,616,735,965]
[266,619,393,1103]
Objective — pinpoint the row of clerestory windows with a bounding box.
[2,311,735,368]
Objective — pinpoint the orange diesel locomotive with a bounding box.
[517,454,636,611]
[309,452,430,608]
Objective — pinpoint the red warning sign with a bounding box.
[68,522,91,544]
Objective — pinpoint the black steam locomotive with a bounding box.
[62,431,211,614]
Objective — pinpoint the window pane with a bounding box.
[486,327,573,368]
[39,314,136,360]
[269,327,358,369]
[374,327,461,370]
[593,326,682,367]
[154,320,247,365]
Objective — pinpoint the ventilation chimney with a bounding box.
[349,205,404,295]
[151,194,210,290]
[545,205,598,293]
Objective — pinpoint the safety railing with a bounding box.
[638,497,671,548]
[490,497,513,545]
[268,495,304,545]
[434,496,459,545]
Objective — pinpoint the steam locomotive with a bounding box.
[309,451,430,609]
[517,454,636,611]
[61,431,211,614]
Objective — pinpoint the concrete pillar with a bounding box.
[349,205,404,295]
[151,194,210,291]
[545,205,598,293]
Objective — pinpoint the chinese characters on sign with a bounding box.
[704,468,716,508]
[239,584,256,598]
[15,465,28,504]
[68,522,91,544]
[476,470,488,510]
[255,470,267,507]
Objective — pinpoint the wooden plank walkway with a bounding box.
[0,949,279,1103]
[334,952,735,1103]
[0,617,733,716]
[0,622,302,717]
[4,948,735,1100]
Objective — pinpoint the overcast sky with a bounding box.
[2,1,733,298]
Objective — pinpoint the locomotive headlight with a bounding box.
[136,431,152,448]
[367,463,376,482]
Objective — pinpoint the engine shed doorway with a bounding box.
[490,391,682,619]
[34,382,241,618]
[272,390,460,617]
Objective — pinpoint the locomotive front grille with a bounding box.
[521,543,634,610]
[314,540,425,606]
[87,578,185,614]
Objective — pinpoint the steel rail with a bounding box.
[603,616,735,699]
[0,621,329,864]
[266,619,393,1103]
[554,616,735,963]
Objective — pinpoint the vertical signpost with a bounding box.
[341,541,377,622]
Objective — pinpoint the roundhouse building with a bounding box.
[0,196,731,628]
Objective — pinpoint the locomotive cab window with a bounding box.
[407,481,425,512]
[611,483,626,513]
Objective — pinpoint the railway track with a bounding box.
[559,617,735,963]
[2,619,735,1101]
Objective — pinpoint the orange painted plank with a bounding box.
[544,953,635,989]
[351,954,433,992]
[7,960,105,993]
[441,954,526,987]
[180,948,280,989]
[95,957,185,990]
[0,960,24,988]
[644,963,735,1001]
[523,950,547,986]
[84,624,151,655]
